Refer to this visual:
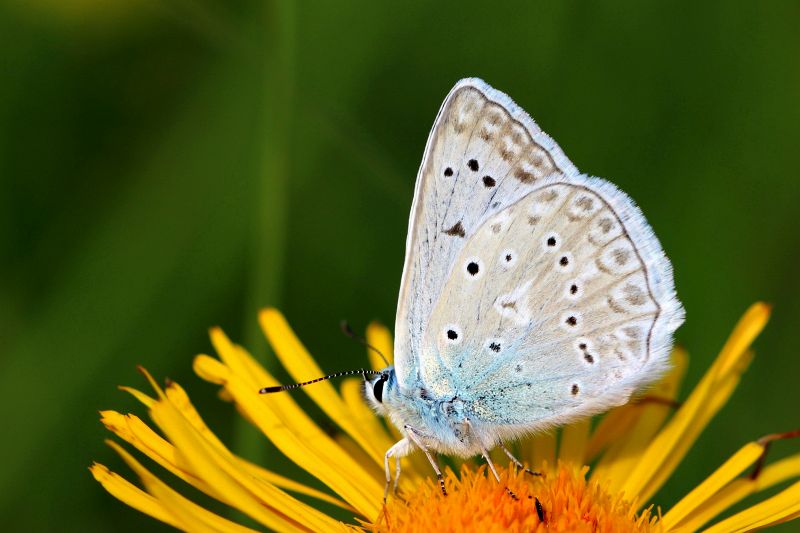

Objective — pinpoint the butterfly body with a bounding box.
[362,78,684,494]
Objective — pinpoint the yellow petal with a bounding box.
[90,462,180,530]
[339,378,425,484]
[636,353,751,505]
[661,441,764,529]
[258,310,387,466]
[148,383,346,532]
[702,479,800,533]
[620,303,768,501]
[527,432,556,470]
[102,408,353,512]
[194,351,384,519]
[365,321,394,370]
[106,441,267,533]
[558,419,591,466]
[674,452,800,531]
[714,302,771,378]
[591,349,687,490]
[118,385,156,408]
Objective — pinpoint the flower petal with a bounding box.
[701,480,800,533]
[661,441,764,529]
[673,452,800,531]
[90,462,180,530]
[526,432,556,470]
[620,303,769,502]
[194,348,384,519]
[105,440,265,533]
[259,309,387,466]
[558,419,591,466]
[366,322,394,370]
[101,407,353,512]
[591,348,687,490]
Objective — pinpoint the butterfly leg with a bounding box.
[498,441,542,477]
[384,438,411,502]
[404,424,447,497]
[481,446,519,500]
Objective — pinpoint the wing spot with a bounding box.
[447,329,458,340]
[613,248,631,266]
[565,316,578,326]
[584,353,595,364]
[467,159,479,171]
[444,221,466,237]
[482,176,496,187]
[560,256,569,267]
[547,237,557,246]
[491,223,502,234]
[505,253,512,262]
[479,127,491,141]
[571,384,579,395]
[444,167,454,177]
[489,342,502,353]
[515,364,522,373]
[540,189,559,202]
[570,284,578,295]
[514,168,535,183]
[623,326,642,339]
[623,284,647,306]
[598,217,614,234]
[528,216,541,226]
[607,296,627,314]
[467,262,480,276]
[576,196,594,211]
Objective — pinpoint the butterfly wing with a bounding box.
[394,78,579,388]
[394,79,684,430]
[427,178,685,430]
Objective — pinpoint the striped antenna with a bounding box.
[259,368,382,394]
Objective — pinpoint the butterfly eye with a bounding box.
[373,375,387,403]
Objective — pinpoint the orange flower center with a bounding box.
[368,463,658,532]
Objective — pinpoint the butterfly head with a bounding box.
[363,367,396,414]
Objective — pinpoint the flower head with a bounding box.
[92,303,800,531]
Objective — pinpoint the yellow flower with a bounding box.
[92,303,800,532]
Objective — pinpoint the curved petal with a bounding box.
[591,349,687,489]
[620,303,769,501]
[701,480,800,533]
[673,453,800,532]
[661,441,765,529]
[194,350,384,519]
[259,310,388,466]
[90,462,181,530]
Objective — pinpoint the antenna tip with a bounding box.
[259,386,283,394]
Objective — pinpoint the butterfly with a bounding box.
[264,78,684,500]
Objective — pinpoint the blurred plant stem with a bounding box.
[234,0,295,469]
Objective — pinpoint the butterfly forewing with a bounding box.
[394,78,683,430]
[394,79,576,388]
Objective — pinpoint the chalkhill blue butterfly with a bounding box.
[262,78,684,500]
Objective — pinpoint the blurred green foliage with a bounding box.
[1,1,799,531]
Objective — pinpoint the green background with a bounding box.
[2,1,798,531]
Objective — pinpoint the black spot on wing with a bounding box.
[444,221,465,237]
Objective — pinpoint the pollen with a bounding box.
[369,463,657,533]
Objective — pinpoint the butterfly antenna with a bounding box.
[259,368,382,394]
[340,320,391,367]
